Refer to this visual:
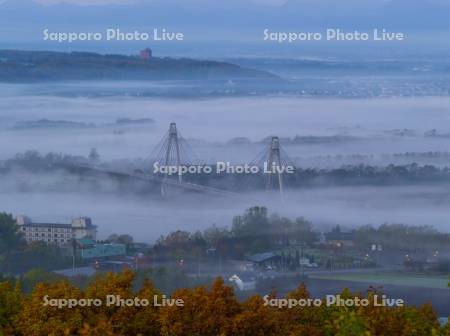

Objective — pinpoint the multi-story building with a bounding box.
[16,216,97,247]
[70,217,97,240]
[139,48,152,60]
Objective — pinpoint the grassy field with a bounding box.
[310,273,450,289]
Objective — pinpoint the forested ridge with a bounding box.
[0,50,275,82]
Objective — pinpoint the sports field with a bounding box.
[310,273,450,289]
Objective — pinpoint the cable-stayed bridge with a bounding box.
[60,122,296,198]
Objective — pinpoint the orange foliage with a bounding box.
[0,270,446,336]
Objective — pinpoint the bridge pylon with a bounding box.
[160,122,183,197]
[147,122,201,198]
[265,136,285,201]
[164,123,183,184]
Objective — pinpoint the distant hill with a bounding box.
[0,50,277,82]
[12,119,95,130]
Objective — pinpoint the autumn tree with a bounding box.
[0,281,22,335]
[159,277,240,336]
[231,295,284,336]
[16,280,84,335]
[109,279,161,336]
[0,270,445,336]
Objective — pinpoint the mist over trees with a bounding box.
[153,206,449,263]
[2,151,450,195]
[153,206,320,261]
[354,224,450,251]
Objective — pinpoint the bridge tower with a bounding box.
[147,122,201,198]
[160,122,182,198]
[265,136,285,201]
[164,122,183,184]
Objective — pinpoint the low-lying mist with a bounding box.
[0,184,449,243]
[1,83,450,241]
[1,87,450,167]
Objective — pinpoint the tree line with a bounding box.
[154,206,318,261]
[0,269,448,335]
[3,151,450,193]
[0,213,77,274]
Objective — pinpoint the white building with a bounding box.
[229,273,256,291]
[16,215,97,247]
[70,217,97,240]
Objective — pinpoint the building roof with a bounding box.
[22,222,71,229]
[20,222,97,230]
[247,252,279,263]
[79,243,126,259]
[101,261,131,265]
[324,225,354,241]
[77,238,96,246]
[325,231,354,241]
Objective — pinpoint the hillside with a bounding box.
[0,50,276,82]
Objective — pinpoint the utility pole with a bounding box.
[71,238,76,272]
[300,243,305,278]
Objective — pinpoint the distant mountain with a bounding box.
[0,50,277,82]
[0,0,449,30]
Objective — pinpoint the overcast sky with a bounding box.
[0,0,449,57]
[20,0,450,5]
[0,0,445,6]
[0,0,418,6]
